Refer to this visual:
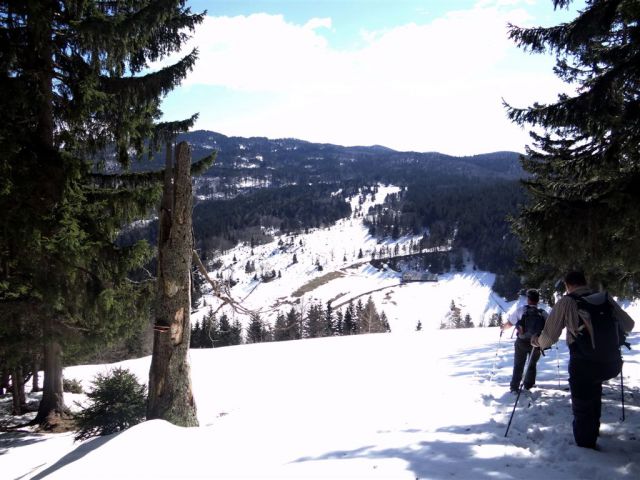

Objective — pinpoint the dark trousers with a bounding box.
[510,337,540,391]
[568,356,621,449]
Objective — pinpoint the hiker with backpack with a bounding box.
[531,271,635,450]
[502,289,548,393]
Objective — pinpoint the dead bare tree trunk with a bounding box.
[147,141,198,427]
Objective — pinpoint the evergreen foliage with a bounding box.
[63,378,84,394]
[246,313,266,343]
[74,367,146,441]
[303,303,324,338]
[0,0,204,423]
[506,0,640,295]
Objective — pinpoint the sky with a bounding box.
[2,185,638,478]
[156,0,587,156]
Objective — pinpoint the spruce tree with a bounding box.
[303,303,323,338]
[0,1,205,427]
[191,321,202,348]
[343,303,355,335]
[380,311,390,332]
[335,310,344,335]
[246,313,264,344]
[285,307,301,340]
[218,314,232,347]
[323,301,334,337]
[506,0,640,294]
[230,319,243,345]
[274,312,288,342]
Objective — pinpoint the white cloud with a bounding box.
[161,4,569,155]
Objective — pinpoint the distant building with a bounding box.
[401,271,438,283]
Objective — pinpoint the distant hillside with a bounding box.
[130,130,523,184]
[118,131,525,298]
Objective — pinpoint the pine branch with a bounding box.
[191,152,216,177]
[153,114,199,145]
[99,50,198,103]
[76,0,204,72]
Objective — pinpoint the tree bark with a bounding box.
[32,357,41,392]
[147,141,198,426]
[11,366,26,415]
[33,317,67,426]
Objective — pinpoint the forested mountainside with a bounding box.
[119,131,526,298]
[130,130,523,183]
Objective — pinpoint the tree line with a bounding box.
[190,297,390,348]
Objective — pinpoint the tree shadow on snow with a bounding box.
[292,421,544,480]
[30,432,121,480]
[0,431,47,455]
[292,333,640,479]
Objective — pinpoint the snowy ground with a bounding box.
[1,327,638,479]
[1,185,638,479]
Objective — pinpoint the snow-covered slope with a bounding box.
[2,326,638,479]
[194,184,510,332]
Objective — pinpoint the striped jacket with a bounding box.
[537,286,635,350]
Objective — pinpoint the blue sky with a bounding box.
[158,1,584,155]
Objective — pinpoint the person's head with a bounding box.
[564,271,587,292]
[526,288,540,305]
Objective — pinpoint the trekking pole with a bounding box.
[620,361,625,422]
[555,344,561,388]
[504,350,535,437]
[620,343,631,422]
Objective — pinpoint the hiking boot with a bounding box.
[510,388,519,394]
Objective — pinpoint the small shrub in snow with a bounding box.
[74,367,146,441]
[63,378,83,394]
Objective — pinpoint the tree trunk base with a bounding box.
[32,410,75,432]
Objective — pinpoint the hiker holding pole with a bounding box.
[502,289,548,393]
[531,271,635,450]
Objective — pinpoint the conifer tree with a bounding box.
[323,301,334,337]
[303,303,323,338]
[230,319,243,345]
[218,314,233,347]
[343,303,355,335]
[335,310,344,335]
[380,311,390,332]
[359,297,378,333]
[191,321,202,348]
[506,0,640,294]
[285,307,302,340]
[0,0,206,427]
[274,312,288,342]
[246,313,264,344]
